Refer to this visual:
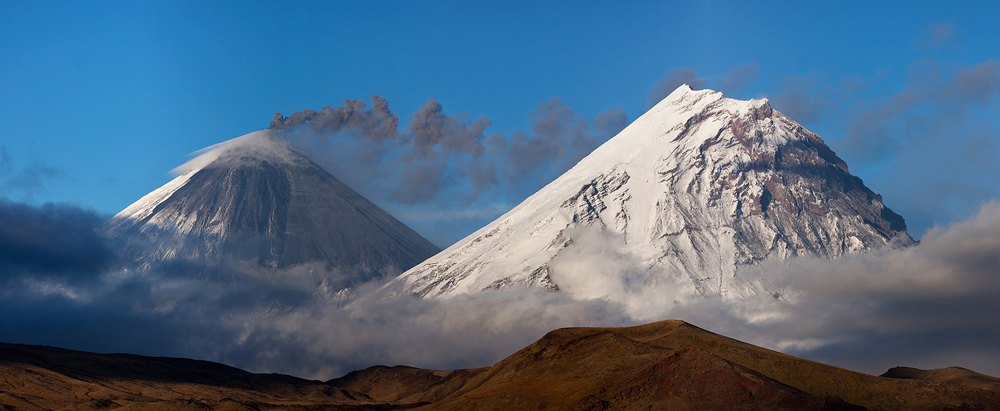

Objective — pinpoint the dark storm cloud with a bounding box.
[646,68,707,107]
[0,199,111,282]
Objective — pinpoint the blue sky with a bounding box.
[2,1,999,247]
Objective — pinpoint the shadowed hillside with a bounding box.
[5,320,1000,410]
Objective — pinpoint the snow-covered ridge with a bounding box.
[100,129,440,281]
[371,85,913,302]
[170,130,307,175]
[103,130,301,238]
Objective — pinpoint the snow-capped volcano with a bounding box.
[373,85,914,301]
[100,130,440,283]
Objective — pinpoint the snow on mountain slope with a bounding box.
[100,130,440,285]
[372,85,913,301]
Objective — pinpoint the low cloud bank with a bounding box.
[3,199,1000,379]
[0,252,630,379]
[736,200,1000,374]
[0,199,111,283]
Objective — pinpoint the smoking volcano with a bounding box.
[374,85,914,301]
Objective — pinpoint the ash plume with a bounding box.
[645,63,761,108]
[4,70,1000,380]
[647,68,706,107]
[270,95,399,142]
[273,95,627,246]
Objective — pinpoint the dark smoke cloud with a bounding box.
[768,71,868,125]
[762,59,1000,240]
[836,60,1000,232]
[406,98,491,157]
[270,96,399,143]
[0,199,112,283]
[273,95,627,246]
[0,147,11,174]
[505,98,624,188]
[646,68,707,107]
[645,63,761,108]
[0,147,67,202]
[715,61,760,94]
[388,99,495,204]
[918,21,957,48]
[7,62,997,382]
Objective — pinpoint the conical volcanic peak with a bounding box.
[375,85,913,301]
[101,130,440,284]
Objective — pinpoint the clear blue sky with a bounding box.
[2,1,998,247]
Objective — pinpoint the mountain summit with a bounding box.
[101,130,440,283]
[374,85,913,301]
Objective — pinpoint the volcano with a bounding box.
[100,130,440,285]
[373,85,914,301]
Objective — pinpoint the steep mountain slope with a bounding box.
[100,131,440,285]
[375,85,913,300]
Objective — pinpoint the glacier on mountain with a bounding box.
[100,130,441,289]
[370,85,914,302]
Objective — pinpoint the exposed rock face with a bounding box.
[374,85,913,300]
[100,131,440,286]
